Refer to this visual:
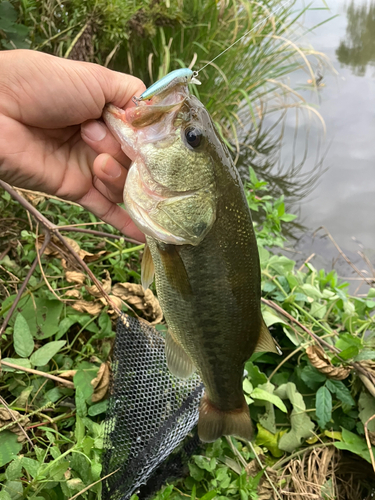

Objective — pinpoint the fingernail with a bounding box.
[102,159,122,178]
[82,120,106,141]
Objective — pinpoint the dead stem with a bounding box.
[0,360,75,388]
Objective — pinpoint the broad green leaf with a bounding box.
[0,431,23,467]
[56,317,76,340]
[283,325,303,346]
[48,460,70,481]
[30,340,66,366]
[316,386,332,428]
[354,349,375,361]
[336,333,362,349]
[75,415,85,443]
[258,246,270,264]
[301,283,323,300]
[5,457,23,480]
[14,297,63,339]
[91,461,102,481]
[0,481,23,499]
[20,457,40,479]
[244,361,267,387]
[188,462,204,482]
[338,345,359,360]
[251,387,287,413]
[334,428,375,463]
[82,436,95,456]
[242,378,253,395]
[276,383,315,453]
[310,301,327,319]
[255,424,285,457]
[0,491,12,500]
[301,364,327,389]
[200,492,217,500]
[341,427,367,447]
[358,390,375,433]
[268,255,295,274]
[0,1,17,23]
[262,309,287,327]
[99,313,113,335]
[325,380,355,407]
[73,366,96,401]
[43,387,64,404]
[194,456,216,472]
[13,313,34,358]
[88,400,108,416]
[75,387,88,418]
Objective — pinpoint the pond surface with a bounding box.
[275,0,375,283]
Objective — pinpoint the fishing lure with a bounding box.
[133,68,201,104]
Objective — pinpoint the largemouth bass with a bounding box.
[103,76,278,443]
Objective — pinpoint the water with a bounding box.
[273,0,375,284]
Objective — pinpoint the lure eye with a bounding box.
[185,126,203,149]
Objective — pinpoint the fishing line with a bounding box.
[194,0,292,76]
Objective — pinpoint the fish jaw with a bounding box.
[102,104,138,161]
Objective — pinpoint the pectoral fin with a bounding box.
[141,243,155,290]
[165,329,196,379]
[156,243,192,299]
[254,320,282,355]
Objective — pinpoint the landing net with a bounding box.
[102,314,204,500]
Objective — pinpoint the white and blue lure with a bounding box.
[133,68,201,104]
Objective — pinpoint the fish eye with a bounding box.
[184,126,203,149]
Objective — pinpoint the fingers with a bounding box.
[81,120,130,168]
[92,154,126,204]
[78,186,145,242]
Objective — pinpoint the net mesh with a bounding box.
[102,314,204,500]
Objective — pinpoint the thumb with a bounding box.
[89,63,146,110]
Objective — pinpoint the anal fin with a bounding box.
[141,243,155,290]
[165,329,196,379]
[254,320,282,355]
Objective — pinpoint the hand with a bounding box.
[0,49,146,241]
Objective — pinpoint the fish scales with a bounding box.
[103,74,278,442]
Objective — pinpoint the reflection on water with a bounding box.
[236,0,375,290]
[336,1,375,75]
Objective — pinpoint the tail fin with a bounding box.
[198,394,252,443]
